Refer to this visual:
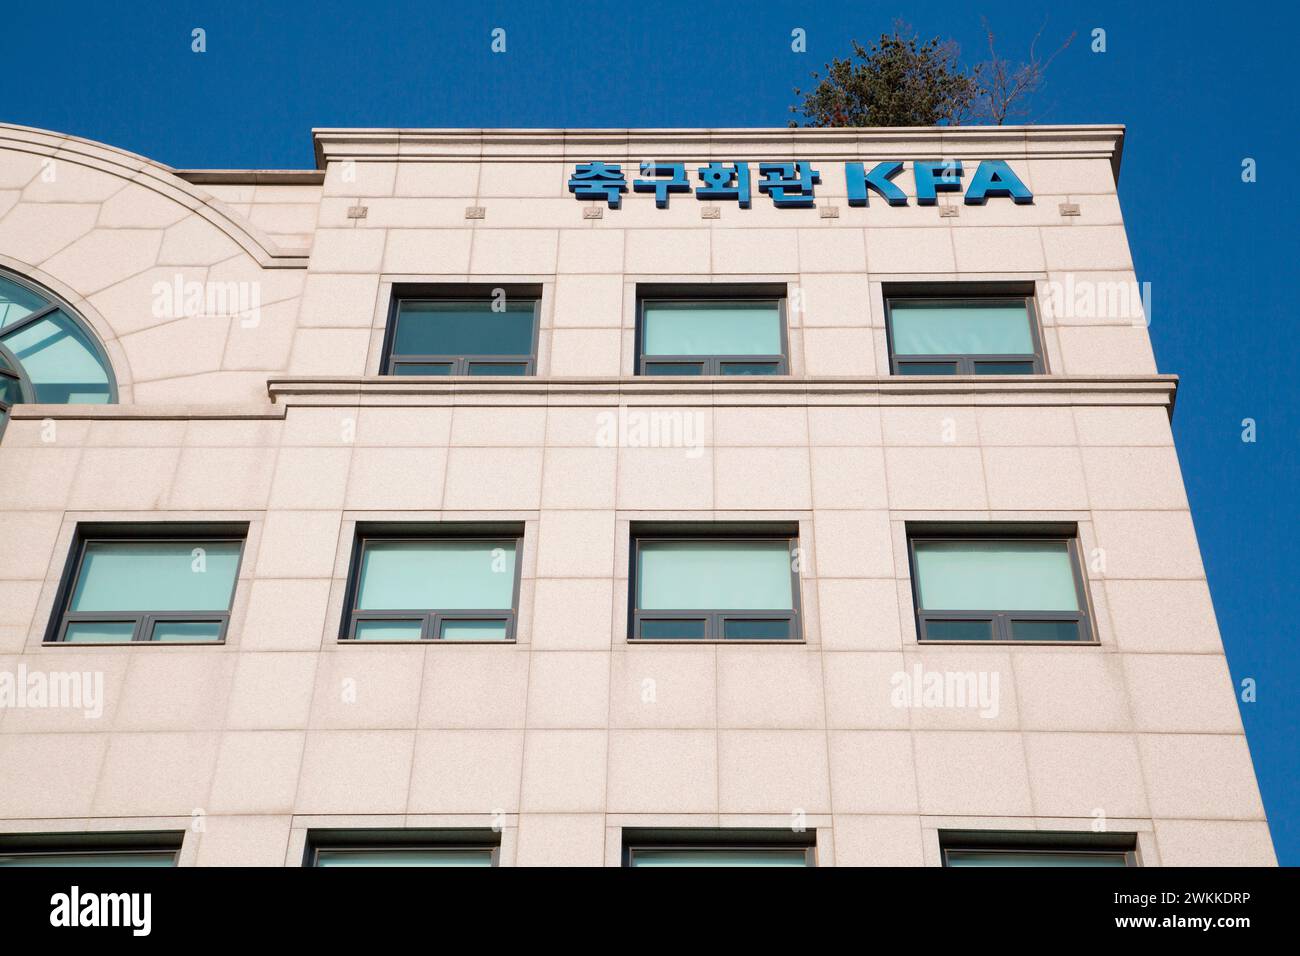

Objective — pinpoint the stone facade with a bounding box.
[0,123,1274,866]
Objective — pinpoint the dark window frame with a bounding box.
[906,525,1095,645]
[636,284,790,376]
[884,289,1046,375]
[45,523,248,645]
[0,266,119,403]
[305,828,500,867]
[381,283,541,376]
[939,829,1138,867]
[629,526,803,642]
[622,828,816,867]
[339,523,524,643]
[0,830,183,866]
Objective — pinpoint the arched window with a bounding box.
[0,269,116,426]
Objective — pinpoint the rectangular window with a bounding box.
[631,530,800,641]
[0,832,181,867]
[342,528,521,641]
[623,829,815,867]
[306,830,498,867]
[50,526,245,644]
[638,289,787,375]
[887,295,1043,374]
[940,831,1136,867]
[909,529,1092,643]
[383,286,539,375]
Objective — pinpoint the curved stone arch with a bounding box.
[0,262,120,407]
[0,123,309,271]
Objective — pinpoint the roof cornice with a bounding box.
[310,125,1126,179]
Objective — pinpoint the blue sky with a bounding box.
[7,0,1297,862]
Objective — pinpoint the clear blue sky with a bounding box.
[7,0,1297,862]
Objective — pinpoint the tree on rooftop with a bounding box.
[789,22,979,127]
[790,19,1075,128]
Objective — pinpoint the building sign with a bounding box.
[568,160,1031,209]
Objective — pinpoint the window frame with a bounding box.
[0,831,183,867]
[636,286,789,376]
[906,527,1095,645]
[380,284,541,376]
[939,830,1138,867]
[622,828,816,867]
[0,267,119,403]
[339,525,524,643]
[884,291,1046,375]
[305,829,500,867]
[46,524,248,645]
[629,528,803,642]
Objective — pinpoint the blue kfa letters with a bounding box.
[571,160,1032,208]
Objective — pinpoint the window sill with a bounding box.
[627,639,807,645]
[336,639,518,645]
[42,640,227,647]
[914,639,1101,647]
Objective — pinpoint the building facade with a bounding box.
[0,123,1275,866]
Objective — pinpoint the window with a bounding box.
[630,528,800,640]
[49,525,245,644]
[623,830,815,867]
[886,293,1043,375]
[940,831,1137,867]
[908,527,1092,643]
[0,269,116,407]
[0,832,181,867]
[342,527,521,641]
[306,830,498,867]
[382,285,539,375]
[638,287,787,374]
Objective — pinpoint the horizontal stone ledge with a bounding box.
[311,125,1125,167]
[265,375,1178,409]
[7,403,288,421]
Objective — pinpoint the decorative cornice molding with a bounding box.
[0,124,310,269]
[310,125,1126,179]
[263,374,1176,411]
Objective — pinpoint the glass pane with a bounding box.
[0,851,175,867]
[0,275,49,329]
[946,849,1128,867]
[923,619,994,641]
[392,363,452,375]
[637,539,794,611]
[0,310,112,403]
[896,362,958,375]
[354,619,424,641]
[723,618,792,639]
[890,300,1034,356]
[639,618,707,639]
[720,362,780,375]
[392,300,535,357]
[70,540,241,613]
[0,372,22,405]
[63,621,136,643]
[357,539,516,611]
[644,362,703,375]
[914,540,1079,612]
[974,361,1036,375]
[315,848,494,867]
[150,620,223,642]
[466,363,527,376]
[1011,620,1084,642]
[643,301,782,357]
[630,848,809,867]
[439,619,509,641]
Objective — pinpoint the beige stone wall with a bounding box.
[0,124,1273,866]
